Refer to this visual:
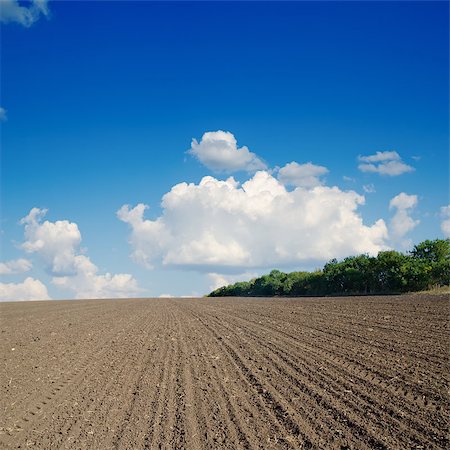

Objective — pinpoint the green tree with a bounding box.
[208,239,450,297]
[410,239,450,263]
[374,250,410,292]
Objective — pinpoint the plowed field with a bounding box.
[1,294,448,449]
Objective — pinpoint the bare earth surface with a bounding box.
[1,294,448,449]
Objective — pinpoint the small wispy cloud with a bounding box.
[208,272,258,291]
[363,184,376,194]
[358,151,414,176]
[0,107,7,121]
[0,258,32,275]
[0,0,49,27]
[359,151,400,163]
[440,205,450,237]
[277,161,329,189]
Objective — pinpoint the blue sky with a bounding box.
[0,1,448,300]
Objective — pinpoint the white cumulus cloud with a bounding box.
[389,193,419,245]
[0,277,50,302]
[440,205,450,237]
[358,151,414,176]
[277,161,329,188]
[187,130,267,173]
[118,171,389,272]
[389,192,418,211]
[51,258,141,300]
[0,0,49,27]
[20,208,142,299]
[20,208,82,276]
[0,258,32,275]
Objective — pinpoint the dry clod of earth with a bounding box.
[0,294,448,449]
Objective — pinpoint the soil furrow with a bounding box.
[0,294,447,449]
[211,305,447,447]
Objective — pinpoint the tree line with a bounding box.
[208,239,450,297]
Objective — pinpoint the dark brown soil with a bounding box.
[1,294,448,449]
